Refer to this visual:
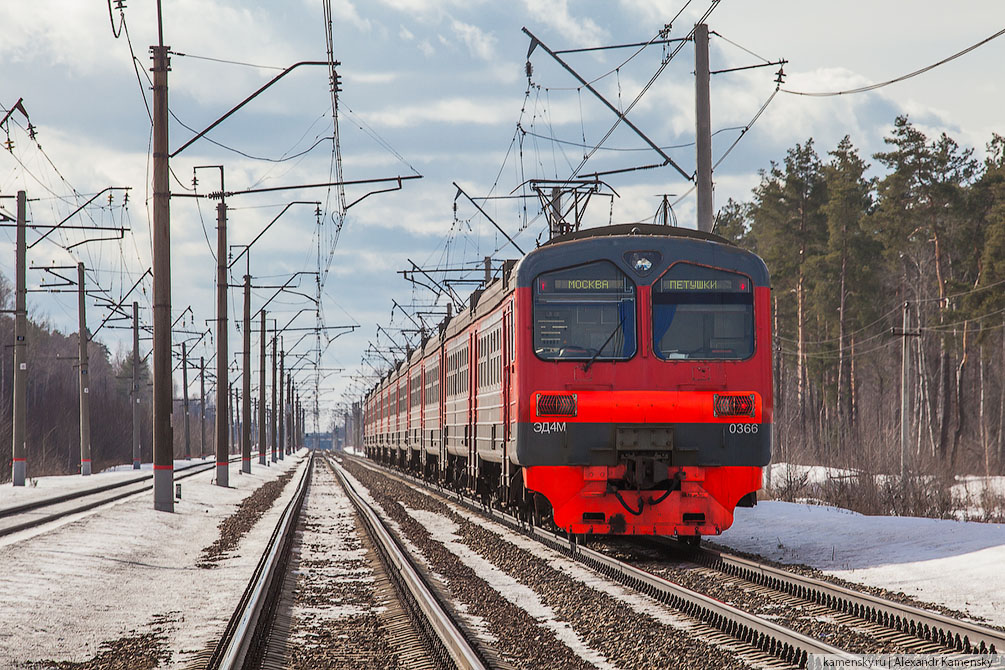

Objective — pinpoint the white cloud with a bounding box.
[374,0,480,18]
[519,0,607,47]
[399,25,415,41]
[330,0,373,32]
[417,40,436,57]
[365,98,512,128]
[362,94,594,129]
[0,2,108,74]
[345,71,400,85]
[615,0,706,27]
[450,19,497,62]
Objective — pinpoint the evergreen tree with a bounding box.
[812,136,879,449]
[874,116,978,463]
[748,140,828,439]
[714,198,750,247]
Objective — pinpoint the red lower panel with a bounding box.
[523,465,762,536]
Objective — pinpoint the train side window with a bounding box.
[533,261,636,361]
[652,263,754,360]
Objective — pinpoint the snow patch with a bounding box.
[402,505,618,670]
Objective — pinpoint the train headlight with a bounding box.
[536,393,577,417]
[713,393,756,418]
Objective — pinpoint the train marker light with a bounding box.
[713,393,756,417]
[537,393,577,417]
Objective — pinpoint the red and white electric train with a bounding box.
[363,223,771,539]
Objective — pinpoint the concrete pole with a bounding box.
[695,23,714,233]
[287,374,293,454]
[151,43,174,511]
[549,187,561,238]
[12,190,27,486]
[199,356,206,459]
[215,200,229,486]
[242,274,252,473]
[230,382,236,455]
[259,311,267,465]
[132,302,141,469]
[77,263,92,476]
[271,335,278,463]
[182,341,191,460]
[900,301,909,479]
[278,346,285,461]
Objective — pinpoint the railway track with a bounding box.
[326,455,489,670]
[675,541,1005,655]
[194,451,487,670]
[0,457,241,539]
[345,453,1004,668]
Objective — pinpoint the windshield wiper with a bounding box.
[582,314,626,372]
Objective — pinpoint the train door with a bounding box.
[468,331,477,488]
[502,306,512,442]
[439,342,446,468]
[501,306,512,499]
[420,363,427,468]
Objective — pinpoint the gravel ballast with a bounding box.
[280,460,404,669]
[340,457,757,670]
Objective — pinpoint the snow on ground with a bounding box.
[0,456,215,512]
[403,504,618,670]
[0,451,308,668]
[333,462,501,645]
[763,463,857,489]
[764,462,1005,508]
[442,499,692,629]
[717,500,1005,627]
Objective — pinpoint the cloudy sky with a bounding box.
[2,1,1004,429]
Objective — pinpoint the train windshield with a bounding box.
[533,261,636,361]
[653,263,754,360]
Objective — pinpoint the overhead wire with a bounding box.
[568,1,721,180]
[782,26,1005,97]
[171,51,285,71]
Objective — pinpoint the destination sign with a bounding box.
[540,277,630,292]
[659,277,750,292]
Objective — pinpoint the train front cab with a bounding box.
[514,228,772,538]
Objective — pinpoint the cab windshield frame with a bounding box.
[652,262,755,361]
[532,260,637,362]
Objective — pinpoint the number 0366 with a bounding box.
[727,423,759,434]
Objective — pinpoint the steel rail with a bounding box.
[693,543,1005,655]
[328,456,488,670]
[0,458,228,518]
[347,454,856,668]
[209,452,314,670]
[549,528,854,667]
[0,457,243,538]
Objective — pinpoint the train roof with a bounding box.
[364,224,768,396]
[515,223,769,289]
[543,223,732,246]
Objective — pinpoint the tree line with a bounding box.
[718,115,1005,477]
[0,278,214,480]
